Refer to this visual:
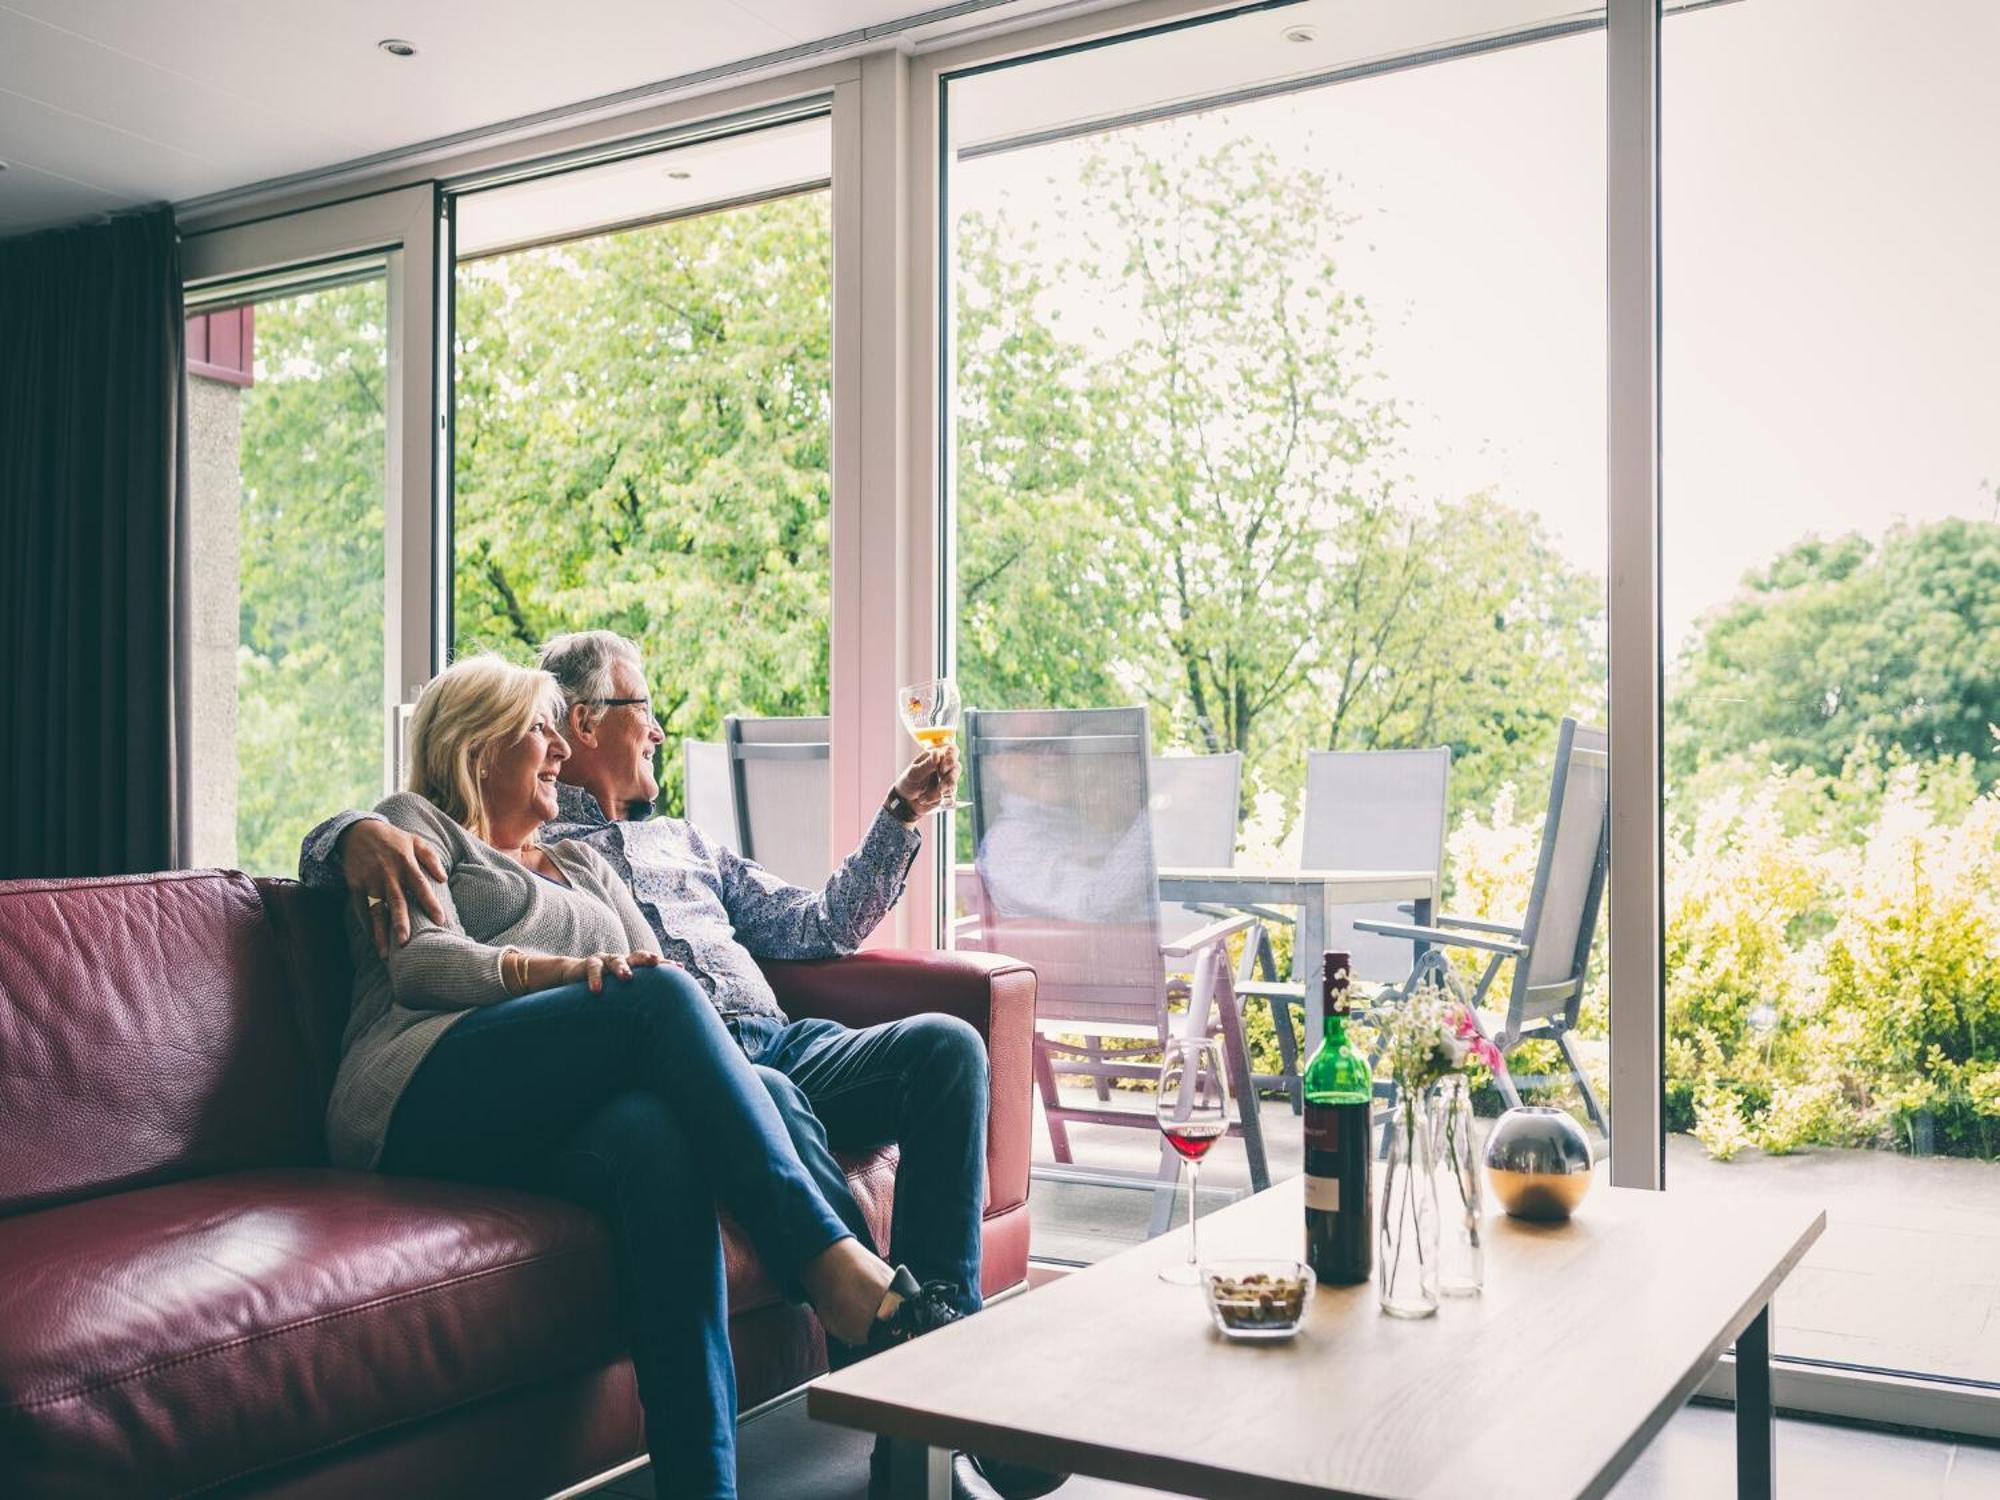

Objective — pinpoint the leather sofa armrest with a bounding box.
[757,950,1036,1220]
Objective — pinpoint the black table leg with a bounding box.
[1736,1303,1774,1499]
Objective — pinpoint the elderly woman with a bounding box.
[327,655,923,1500]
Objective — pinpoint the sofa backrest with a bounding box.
[0,870,328,1217]
[252,877,357,1108]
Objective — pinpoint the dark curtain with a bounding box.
[0,205,191,878]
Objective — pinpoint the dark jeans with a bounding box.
[731,1011,989,1318]
[380,965,852,1500]
[379,967,990,1500]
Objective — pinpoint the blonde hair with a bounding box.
[405,654,565,841]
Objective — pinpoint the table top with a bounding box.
[809,1174,1824,1500]
[1156,867,1434,900]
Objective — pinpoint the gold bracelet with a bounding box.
[502,948,525,996]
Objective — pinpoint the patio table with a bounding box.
[1156,866,1435,1037]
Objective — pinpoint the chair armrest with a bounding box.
[757,949,1037,1220]
[1160,912,1259,960]
[1350,918,1527,956]
[1431,913,1525,937]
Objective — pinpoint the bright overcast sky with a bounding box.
[954,0,1998,654]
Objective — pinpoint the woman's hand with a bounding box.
[516,949,665,995]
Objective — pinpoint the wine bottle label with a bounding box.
[1304,1174,1341,1212]
[1303,1107,1339,1151]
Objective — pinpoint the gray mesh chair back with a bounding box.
[1301,747,1452,983]
[682,738,740,855]
[966,706,1167,1034]
[1149,752,1242,943]
[724,714,831,889]
[1504,719,1608,1037]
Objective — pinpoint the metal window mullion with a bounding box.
[1605,0,1665,1192]
[830,56,915,945]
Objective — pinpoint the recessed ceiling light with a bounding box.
[378,38,417,58]
[665,169,693,180]
[1282,24,1319,44]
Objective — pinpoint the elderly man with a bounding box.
[300,630,1059,1500]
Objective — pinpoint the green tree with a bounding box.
[453,193,834,813]
[954,134,1603,821]
[1670,519,2000,789]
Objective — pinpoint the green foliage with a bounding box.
[452,194,834,814]
[954,133,1604,829]
[1671,519,2000,790]
[1669,752,2000,1158]
[233,280,390,875]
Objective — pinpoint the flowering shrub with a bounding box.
[1446,746,2000,1159]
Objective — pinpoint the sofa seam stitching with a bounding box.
[5,1243,601,1413]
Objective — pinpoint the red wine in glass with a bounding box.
[1162,1120,1224,1161]
[1155,1036,1230,1285]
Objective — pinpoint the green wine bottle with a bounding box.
[1303,951,1373,1283]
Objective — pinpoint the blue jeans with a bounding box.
[378,967,990,1500]
[379,965,853,1500]
[731,1011,989,1319]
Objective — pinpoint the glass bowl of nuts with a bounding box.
[1200,1258,1315,1341]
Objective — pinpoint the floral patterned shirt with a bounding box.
[298,783,922,1022]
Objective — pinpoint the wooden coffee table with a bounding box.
[809,1175,1823,1499]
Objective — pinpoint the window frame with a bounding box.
[180,183,439,798]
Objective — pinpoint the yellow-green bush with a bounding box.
[1420,745,1999,1158]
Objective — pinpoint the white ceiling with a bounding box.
[0,0,1059,236]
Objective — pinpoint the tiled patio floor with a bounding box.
[1029,1081,2000,1385]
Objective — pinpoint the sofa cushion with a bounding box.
[0,1169,620,1498]
[0,1146,901,1497]
[0,872,320,1216]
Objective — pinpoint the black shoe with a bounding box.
[869,1440,1002,1500]
[968,1454,1070,1499]
[864,1265,965,1356]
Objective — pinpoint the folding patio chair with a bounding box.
[1232,747,1452,1112]
[682,737,740,854]
[964,707,1269,1232]
[722,714,832,890]
[1356,719,1610,1144]
[1148,751,1242,944]
[1062,750,1244,1103]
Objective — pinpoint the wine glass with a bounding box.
[897,677,971,810]
[1155,1036,1229,1285]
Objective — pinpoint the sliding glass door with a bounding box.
[1662,0,2000,1389]
[941,3,1609,1263]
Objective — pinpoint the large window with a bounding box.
[946,7,1607,1262]
[450,118,833,819]
[1662,0,2000,1386]
[167,0,2000,1433]
[186,270,390,875]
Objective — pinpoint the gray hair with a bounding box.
[537,630,643,739]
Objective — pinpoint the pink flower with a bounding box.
[1452,1006,1504,1074]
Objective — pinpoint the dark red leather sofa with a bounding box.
[0,871,1035,1498]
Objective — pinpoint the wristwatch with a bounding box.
[884,788,920,825]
